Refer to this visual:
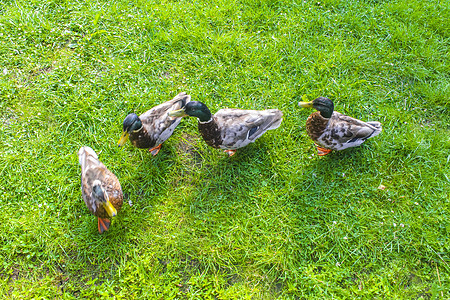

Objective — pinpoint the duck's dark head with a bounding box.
[298,97,334,118]
[92,180,117,217]
[168,101,212,122]
[118,113,142,146]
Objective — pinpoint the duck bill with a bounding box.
[117,132,129,146]
[168,108,188,117]
[102,199,117,217]
[298,101,313,108]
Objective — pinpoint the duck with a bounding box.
[298,97,382,156]
[168,101,283,156]
[78,146,123,233]
[118,92,191,155]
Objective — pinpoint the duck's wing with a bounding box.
[214,108,283,149]
[319,112,382,150]
[140,92,191,144]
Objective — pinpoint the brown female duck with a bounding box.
[78,146,123,233]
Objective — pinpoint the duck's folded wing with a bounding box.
[215,109,282,147]
[140,93,191,141]
[325,112,382,148]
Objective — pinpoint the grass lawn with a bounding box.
[0,0,449,298]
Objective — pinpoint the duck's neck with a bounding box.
[306,112,330,141]
[319,110,333,118]
[129,126,156,148]
[198,117,223,149]
[196,111,212,122]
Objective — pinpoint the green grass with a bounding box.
[0,0,449,298]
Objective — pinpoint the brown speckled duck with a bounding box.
[78,146,123,233]
[169,101,283,156]
[118,92,191,155]
[298,97,382,156]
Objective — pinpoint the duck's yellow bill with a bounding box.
[298,101,313,108]
[168,109,188,117]
[118,132,129,146]
[102,199,117,218]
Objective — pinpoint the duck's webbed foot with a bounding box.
[315,144,332,156]
[98,217,111,234]
[224,149,236,157]
[149,144,162,156]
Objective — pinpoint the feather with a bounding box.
[300,97,382,154]
[78,146,123,222]
[199,108,283,151]
[122,92,191,153]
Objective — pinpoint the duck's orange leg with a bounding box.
[149,144,162,156]
[98,217,111,234]
[224,150,236,157]
[315,144,332,156]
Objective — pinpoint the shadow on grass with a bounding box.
[163,140,288,295]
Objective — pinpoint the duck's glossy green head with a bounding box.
[118,113,142,146]
[168,101,212,122]
[298,97,334,118]
[92,180,117,217]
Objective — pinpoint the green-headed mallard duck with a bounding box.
[78,146,123,233]
[298,97,382,156]
[118,92,191,155]
[168,101,283,156]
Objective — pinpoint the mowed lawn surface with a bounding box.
[0,0,449,298]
